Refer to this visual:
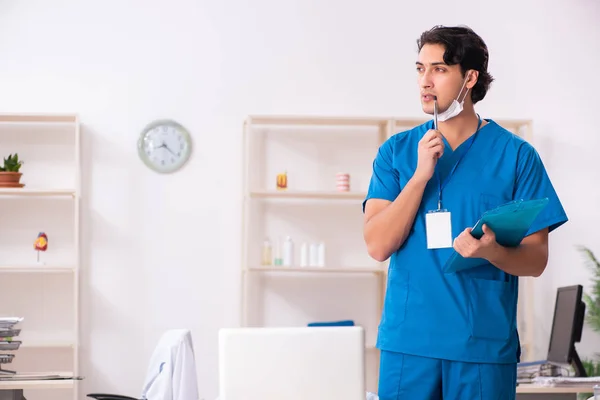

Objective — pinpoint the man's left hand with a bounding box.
[453,224,499,260]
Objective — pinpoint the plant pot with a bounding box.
[0,172,23,188]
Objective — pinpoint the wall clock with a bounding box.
[137,119,192,173]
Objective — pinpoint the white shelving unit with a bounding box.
[240,115,535,390]
[0,113,80,400]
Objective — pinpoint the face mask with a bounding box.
[436,74,471,122]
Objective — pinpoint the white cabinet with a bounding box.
[0,113,80,400]
[240,114,534,390]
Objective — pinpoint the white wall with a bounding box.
[0,0,599,398]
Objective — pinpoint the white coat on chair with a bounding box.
[140,329,200,400]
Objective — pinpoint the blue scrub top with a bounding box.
[363,119,568,364]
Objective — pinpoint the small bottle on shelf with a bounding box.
[309,243,318,267]
[283,236,294,267]
[317,242,326,267]
[273,238,283,266]
[300,243,309,267]
[261,238,272,266]
[276,171,288,190]
[335,173,350,192]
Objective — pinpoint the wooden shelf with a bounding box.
[242,114,396,391]
[0,266,74,273]
[246,115,532,138]
[245,115,532,133]
[242,114,537,390]
[390,118,533,140]
[20,340,75,349]
[0,114,77,124]
[7,332,75,349]
[0,112,81,399]
[0,188,76,197]
[247,265,384,274]
[0,375,75,390]
[249,190,366,200]
[247,115,389,127]
[18,337,75,348]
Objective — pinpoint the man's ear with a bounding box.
[466,70,479,90]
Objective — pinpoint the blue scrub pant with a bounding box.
[378,350,517,400]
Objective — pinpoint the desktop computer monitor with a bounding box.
[546,284,587,377]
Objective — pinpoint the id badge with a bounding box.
[426,210,453,249]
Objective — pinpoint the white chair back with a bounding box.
[140,329,200,400]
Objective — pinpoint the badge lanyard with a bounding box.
[436,116,482,210]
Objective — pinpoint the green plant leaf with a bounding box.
[578,246,600,333]
[0,153,23,172]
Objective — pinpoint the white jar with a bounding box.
[309,243,318,267]
[300,243,309,267]
[282,236,294,267]
[317,242,326,267]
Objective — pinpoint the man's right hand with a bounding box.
[414,129,445,183]
[364,129,442,261]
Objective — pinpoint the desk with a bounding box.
[516,384,595,399]
[0,379,74,390]
[0,376,76,400]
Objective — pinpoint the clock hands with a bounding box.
[157,142,177,156]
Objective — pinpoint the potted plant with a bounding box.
[0,153,24,187]
[579,246,600,334]
[576,246,600,396]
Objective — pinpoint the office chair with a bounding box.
[87,329,199,400]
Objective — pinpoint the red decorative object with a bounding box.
[34,232,48,263]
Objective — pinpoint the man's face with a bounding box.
[416,43,471,115]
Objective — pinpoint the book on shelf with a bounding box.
[0,318,23,375]
[0,318,23,329]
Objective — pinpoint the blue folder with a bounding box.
[307,320,355,327]
[442,198,549,274]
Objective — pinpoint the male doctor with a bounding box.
[362,25,567,399]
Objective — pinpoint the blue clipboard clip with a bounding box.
[442,198,550,274]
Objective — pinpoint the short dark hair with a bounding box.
[417,25,494,104]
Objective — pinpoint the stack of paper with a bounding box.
[533,376,600,387]
[517,363,543,383]
[0,317,23,375]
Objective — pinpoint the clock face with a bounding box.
[137,119,192,173]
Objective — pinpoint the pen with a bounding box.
[433,95,438,130]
